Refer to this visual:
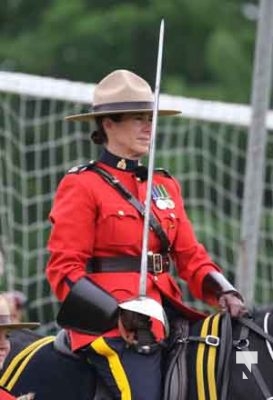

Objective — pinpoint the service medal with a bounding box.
[166,199,175,209]
[156,199,168,210]
[152,184,175,210]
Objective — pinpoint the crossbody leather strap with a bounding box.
[89,163,171,254]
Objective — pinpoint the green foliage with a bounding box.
[0,0,257,102]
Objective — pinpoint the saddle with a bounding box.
[163,313,232,400]
[1,318,231,400]
[55,316,232,400]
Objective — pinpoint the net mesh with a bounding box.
[0,72,272,333]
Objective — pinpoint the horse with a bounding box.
[1,307,273,400]
[164,308,273,400]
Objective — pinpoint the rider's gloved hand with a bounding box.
[218,292,248,318]
[202,271,249,318]
[118,309,153,346]
[118,313,137,345]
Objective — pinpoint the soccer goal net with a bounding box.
[0,71,272,334]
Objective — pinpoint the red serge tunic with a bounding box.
[0,387,16,400]
[46,160,221,351]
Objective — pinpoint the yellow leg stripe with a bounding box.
[91,337,132,400]
[196,315,211,400]
[0,336,55,387]
[207,314,220,400]
[0,336,55,390]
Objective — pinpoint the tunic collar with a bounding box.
[99,149,140,171]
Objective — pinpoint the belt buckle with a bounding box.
[152,253,163,274]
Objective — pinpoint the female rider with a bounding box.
[46,69,246,400]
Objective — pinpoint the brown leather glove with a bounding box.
[218,292,248,318]
[202,272,248,317]
[118,310,138,345]
[118,309,153,345]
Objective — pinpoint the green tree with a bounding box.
[0,0,256,102]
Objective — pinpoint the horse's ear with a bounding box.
[57,277,119,334]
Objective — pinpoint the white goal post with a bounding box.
[0,71,272,334]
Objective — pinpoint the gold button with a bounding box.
[118,210,125,216]
[170,213,176,219]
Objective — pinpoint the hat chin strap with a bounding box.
[119,20,169,336]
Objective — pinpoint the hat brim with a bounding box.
[1,322,40,330]
[65,108,181,122]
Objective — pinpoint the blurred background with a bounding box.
[0,0,260,102]
[0,0,272,334]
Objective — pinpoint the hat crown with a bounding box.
[65,70,181,121]
[93,69,153,107]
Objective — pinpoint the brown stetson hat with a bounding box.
[65,69,181,121]
[0,294,40,330]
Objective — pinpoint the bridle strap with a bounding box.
[251,365,273,400]
[238,316,273,345]
[264,313,273,362]
[236,318,273,399]
[217,313,232,400]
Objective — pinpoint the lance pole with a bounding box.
[139,19,164,296]
[119,20,169,333]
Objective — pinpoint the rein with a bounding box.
[264,313,273,362]
[236,314,273,400]
[238,315,273,345]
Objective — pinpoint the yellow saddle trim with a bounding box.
[196,313,221,400]
[196,315,211,400]
[0,336,55,390]
[207,313,220,400]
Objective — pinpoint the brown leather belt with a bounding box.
[86,253,170,274]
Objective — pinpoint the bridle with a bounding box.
[163,312,273,400]
[235,313,273,400]
[264,312,273,362]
